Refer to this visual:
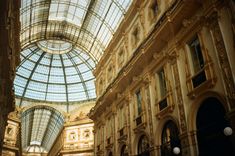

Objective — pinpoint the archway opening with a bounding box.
[161,120,181,156]
[108,151,113,156]
[137,135,150,156]
[196,97,234,156]
[121,145,128,156]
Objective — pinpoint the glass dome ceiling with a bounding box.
[15,44,96,103]
[15,0,133,104]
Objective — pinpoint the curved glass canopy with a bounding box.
[15,0,132,104]
[21,106,64,152]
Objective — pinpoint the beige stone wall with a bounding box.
[90,0,235,156]
[2,111,21,156]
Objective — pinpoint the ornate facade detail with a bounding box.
[131,24,141,48]
[208,12,235,108]
[172,60,187,133]
[90,1,235,156]
[145,84,154,147]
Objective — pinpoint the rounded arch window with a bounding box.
[121,144,128,156]
[137,135,150,156]
[108,151,113,156]
[161,121,181,156]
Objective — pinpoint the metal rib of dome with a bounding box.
[15,0,133,105]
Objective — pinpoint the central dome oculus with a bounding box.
[37,40,73,54]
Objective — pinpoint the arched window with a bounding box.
[121,145,128,156]
[161,121,181,156]
[137,135,150,156]
[108,151,113,156]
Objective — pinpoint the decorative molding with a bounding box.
[172,55,187,133]
[208,12,235,108]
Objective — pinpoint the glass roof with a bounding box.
[15,44,96,104]
[15,0,133,104]
[21,106,64,152]
[20,0,132,61]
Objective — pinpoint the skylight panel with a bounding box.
[89,90,96,98]
[14,85,25,96]
[71,0,79,5]
[67,83,84,93]
[34,65,50,74]
[51,59,62,67]
[86,15,102,36]
[90,42,103,59]
[62,59,74,67]
[28,53,41,62]
[118,0,132,10]
[97,25,112,47]
[79,52,90,60]
[106,5,123,30]
[75,7,86,19]
[21,61,36,71]
[66,75,81,83]
[82,70,94,80]
[31,73,49,83]
[67,5,76,19]
[78,63,89,73]
[28,81,47,91]
[65,67,78,75]
[25,89,46,100]
[87,58,96,68]
[78,0,90,8]
[68,92,87,101]
[94,0,111,18]
[17,67,32,78]
[14,76,27,87]
[57,4,68,17]
[48,75,65,83]
[85,80,95,89]
[46,93,67,101]
[21,48,35,57]
[47,84,66,93]
[21,0,31,7]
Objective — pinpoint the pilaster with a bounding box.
[208,12,235,109]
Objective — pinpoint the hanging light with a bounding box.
[173,147,180,155]
[224,127,233,136]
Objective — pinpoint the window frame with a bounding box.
[187,35,205,75]
[135,89,142,116]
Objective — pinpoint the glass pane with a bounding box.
[158,69,167,98]
[189,37,204,73]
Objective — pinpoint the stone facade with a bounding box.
[2,111,21,156]
[89,0,235,156]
